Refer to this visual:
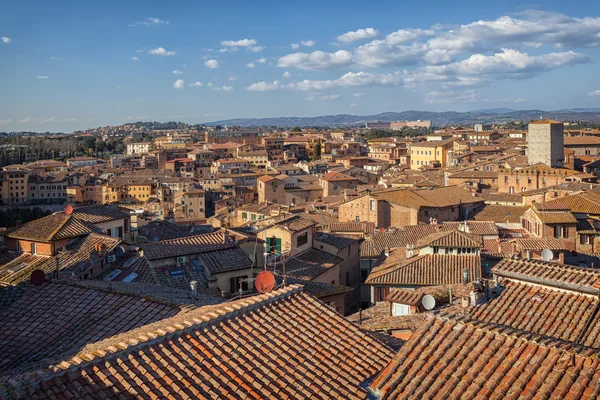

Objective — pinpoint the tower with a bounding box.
[527,119,564,168]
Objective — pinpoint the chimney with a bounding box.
[384,247,390,257]
[405,244,414,259]
[223,229,230,244]
[190,280,198,299]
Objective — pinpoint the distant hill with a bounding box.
[206,109,600,127]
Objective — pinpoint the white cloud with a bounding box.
[256,57,267,63]
[50,56,63,60]
[283,71,292,78]
[17,116,77,124]
[130,17,169,26]
[228,76,237,81]
[337,28,379,43]
[250,46,264,52]
[173,79,185,89]
[277,50,353,70]
[589,90,600,97]
[422,48,588,79]
[353,40,424,68]
[2,37,11,43]
[204,59,219,69]
[353,92,364,97]
[36,75,48,79]
[247,71,403,91]
[131,56,139,61]
[386,28,434,45]
[321,94,340,100]
[172,70,183,74]
[189,82,203,87]
[221,86,234,91]
[292,40,316,48]
[0,118,12,124]
[221,38,257,47]
[207,82,213,87]
[148,47,176,56]
[246,63,255,68]
[424,12,600,63]
[218,47,239,53]
[350,103,360,108]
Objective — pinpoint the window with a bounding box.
[504,176,509,183]
[355,216,360,222]
[555,225,563,238]
[433,246,439,254]
[241,212,248,220]
[229,276,249,293]
[392,303,410,316]
[581,235,590,245]
[16,241,21,253]
[31,243,37,255]
[296,231,308,247]
[345,271,350,286]
[509,186,514,194]
[370,200,376,211]
[563,226,569,238]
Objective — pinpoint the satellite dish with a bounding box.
[65,205,74,215]
[30,269,45,286]
[114,246,126,257]
[541,249,553,262]
[421,294,436,311]
[254,271,276,294]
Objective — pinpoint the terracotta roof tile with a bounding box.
[141,231,232,261]
[368,314,600,399]
[366,254,483,286]
[1,286,394,399]
[0,281,180,377]
[416,230,483,249]
[492,258,600,292]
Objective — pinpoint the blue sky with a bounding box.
[2,0,600,132]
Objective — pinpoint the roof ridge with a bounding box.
[3,285,305,393]
[45,213,71,241]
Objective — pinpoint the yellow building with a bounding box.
[409,139,454,170]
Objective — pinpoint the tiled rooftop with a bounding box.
[0,280,181,377]
[0,233,122,285]
[366,254,483,286]
[276,248,343,281]
[141,231,232,260]
[369,314,600,399]
[492,258,600,292]
[416,229,483,249]
[1,286,394,399]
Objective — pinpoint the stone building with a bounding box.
[527,119,564,167]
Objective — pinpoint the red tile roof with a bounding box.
[470,281,597,344]
[1,286,394,399]
[0,281,181,377]
[492,258,600,292]
[0,233,122,285]
[141,231,232,260]
[416,230,483,249]
[3,213,93,242]
[366,254,483,286]
[369,314,600,399]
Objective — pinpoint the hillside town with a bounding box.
[3,117,600,397]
